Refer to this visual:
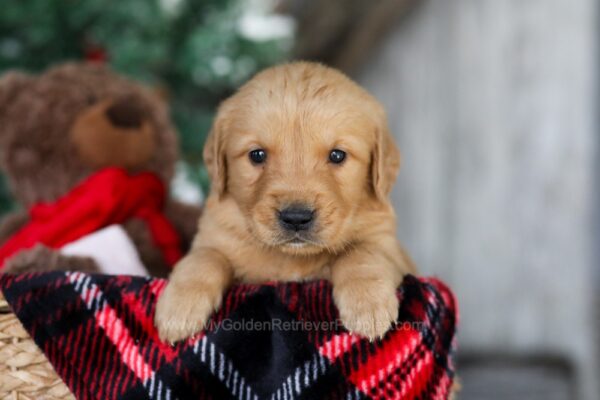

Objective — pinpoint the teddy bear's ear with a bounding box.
[0,71,31,148]
[0,71,32,118]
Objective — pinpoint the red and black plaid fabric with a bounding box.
[0,272,458,400]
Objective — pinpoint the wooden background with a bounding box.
[354,0,599,398]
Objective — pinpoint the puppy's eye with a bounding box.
[329,149,346,164]
[249,149,267,164]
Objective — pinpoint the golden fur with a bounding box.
[155,62,416,342]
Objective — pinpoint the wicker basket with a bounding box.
[0,292,73,400]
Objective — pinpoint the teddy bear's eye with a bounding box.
[86,94,97,105]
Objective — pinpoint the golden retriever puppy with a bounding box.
[155,61,416,342]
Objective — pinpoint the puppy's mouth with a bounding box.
[276,233,321,249]
[286,236,310,248]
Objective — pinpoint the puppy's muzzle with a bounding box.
[278,206,315,232]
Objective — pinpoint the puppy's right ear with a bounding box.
[203,108,228,198]
[371,118,401,203]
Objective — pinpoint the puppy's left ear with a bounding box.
[371,121,401,202]
[203,111,228,198]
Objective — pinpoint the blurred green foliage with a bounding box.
[0,0,292,213]
[0,176,12,214]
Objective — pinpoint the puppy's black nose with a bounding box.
[278,206,314,231]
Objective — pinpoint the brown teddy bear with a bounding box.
[0,62,201,276]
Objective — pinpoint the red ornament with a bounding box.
[84,44,108,64]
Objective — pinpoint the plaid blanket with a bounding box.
[0,272,457,400]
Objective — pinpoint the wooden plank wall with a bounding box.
[356,0,598,398]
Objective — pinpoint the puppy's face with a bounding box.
[204,63,400,255]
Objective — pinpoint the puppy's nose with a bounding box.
[278,206,315,231]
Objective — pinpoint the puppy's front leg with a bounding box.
[155,248,232,343]
[332,240,412,340]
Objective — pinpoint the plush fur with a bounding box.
[0,63,201,276]
[156,62,416,341]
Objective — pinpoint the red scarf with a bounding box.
[0,168,182,270]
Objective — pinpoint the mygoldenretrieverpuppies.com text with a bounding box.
[161,318,425,333]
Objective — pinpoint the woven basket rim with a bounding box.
[0,289,74,399]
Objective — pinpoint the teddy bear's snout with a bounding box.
[69,95,156,169]
[105,97,146,129]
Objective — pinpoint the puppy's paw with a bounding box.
[334,280,399,340]
[154,282,223,343]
